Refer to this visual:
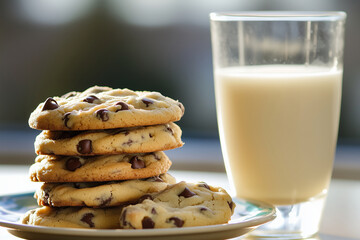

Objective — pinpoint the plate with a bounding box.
[0,192,275,240]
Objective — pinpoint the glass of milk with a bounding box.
[210,12,346,238]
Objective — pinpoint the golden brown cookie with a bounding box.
[120,181,235,229]
[35,122,183,156]
[29,86,184,131]
[35,174,176,207]
[30,152,172,182]
[21,206,124,229]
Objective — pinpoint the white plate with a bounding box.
[0,192,275,240]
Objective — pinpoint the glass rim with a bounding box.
[210,11,346,21]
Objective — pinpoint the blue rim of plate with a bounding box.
[0,192,276,237]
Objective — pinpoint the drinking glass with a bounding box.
[210,12,346,238]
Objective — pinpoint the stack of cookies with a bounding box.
[21,86,235,229]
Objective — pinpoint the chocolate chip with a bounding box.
[81,213,95,228]
[148,176,163,182]
[130,156,145,169]
[83,95,99,103]
[123,139,133,146]
[99,195,113,207]
[42,97,59,111]
[115,101,129,111]
[178,103,185,115]
[228,201,234,210]
[198,182,210,190]
[151,208,157,215]
[168,217,184,228]
[149,133,153,138]
[66,157,82,171]
[137,194,153,203]
[95,109,109,121]
[142,217,155,229]
[165,125,174,135]
[200,207,208,212]
[142,98,154,107]
[63,112,71,128]
[73,183,81,189]
[178,187,196,198]
[77,139,92,154]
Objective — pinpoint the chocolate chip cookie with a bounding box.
[30,152,172,182]
[120,181,235,229]
[29,86,185,131]
[35,174,176,207]
[35,122,183,155]
[21,206,124,229]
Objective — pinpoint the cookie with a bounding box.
[30,152,172,182]
[21,206,124,229]
[35,122,183,156]
[29,86,185,131]
[35,174,176,207]
[120,181,235,229]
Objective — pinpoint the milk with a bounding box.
[215,65,342,205]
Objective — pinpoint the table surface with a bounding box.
[0,165,359,240]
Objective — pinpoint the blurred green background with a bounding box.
[0,0,359,166]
